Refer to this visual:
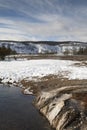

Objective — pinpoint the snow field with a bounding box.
[0,59,87,84]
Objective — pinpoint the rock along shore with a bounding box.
[21,76,87,130]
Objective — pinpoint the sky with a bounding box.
[0,0,87,41]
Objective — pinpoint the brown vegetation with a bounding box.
[21,75,87,95]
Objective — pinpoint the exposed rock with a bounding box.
[36,86,87,130]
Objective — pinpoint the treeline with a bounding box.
[64,47,87,55]
[0,45,16,60]
[76,47,87,55]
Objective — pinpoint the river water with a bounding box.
[0,84,53,130]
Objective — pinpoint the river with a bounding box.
[0,84,53,130]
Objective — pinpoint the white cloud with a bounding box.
[0,0,87,41]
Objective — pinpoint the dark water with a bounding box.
[0,85,52,130]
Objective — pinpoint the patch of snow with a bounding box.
[0,60,87,84]
[23,87,33,95]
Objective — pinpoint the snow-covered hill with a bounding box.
[0,41,87,55]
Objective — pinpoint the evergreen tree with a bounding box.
[0,45,16,60]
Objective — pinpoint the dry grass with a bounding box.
[73,61,87,67]
[58,55,87,61]
[9,54,87,61]
[21,75,87,95]
[72,92,87,109]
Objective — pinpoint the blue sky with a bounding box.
[0,0,87,41]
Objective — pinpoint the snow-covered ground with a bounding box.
[0,59,87,84]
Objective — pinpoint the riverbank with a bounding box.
[21,75,87,130]
[0,59,87,130]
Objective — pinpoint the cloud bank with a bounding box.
[0,0,87,41]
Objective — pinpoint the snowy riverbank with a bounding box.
[0,59,87,130]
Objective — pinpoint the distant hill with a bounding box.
[0,41,87,55]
